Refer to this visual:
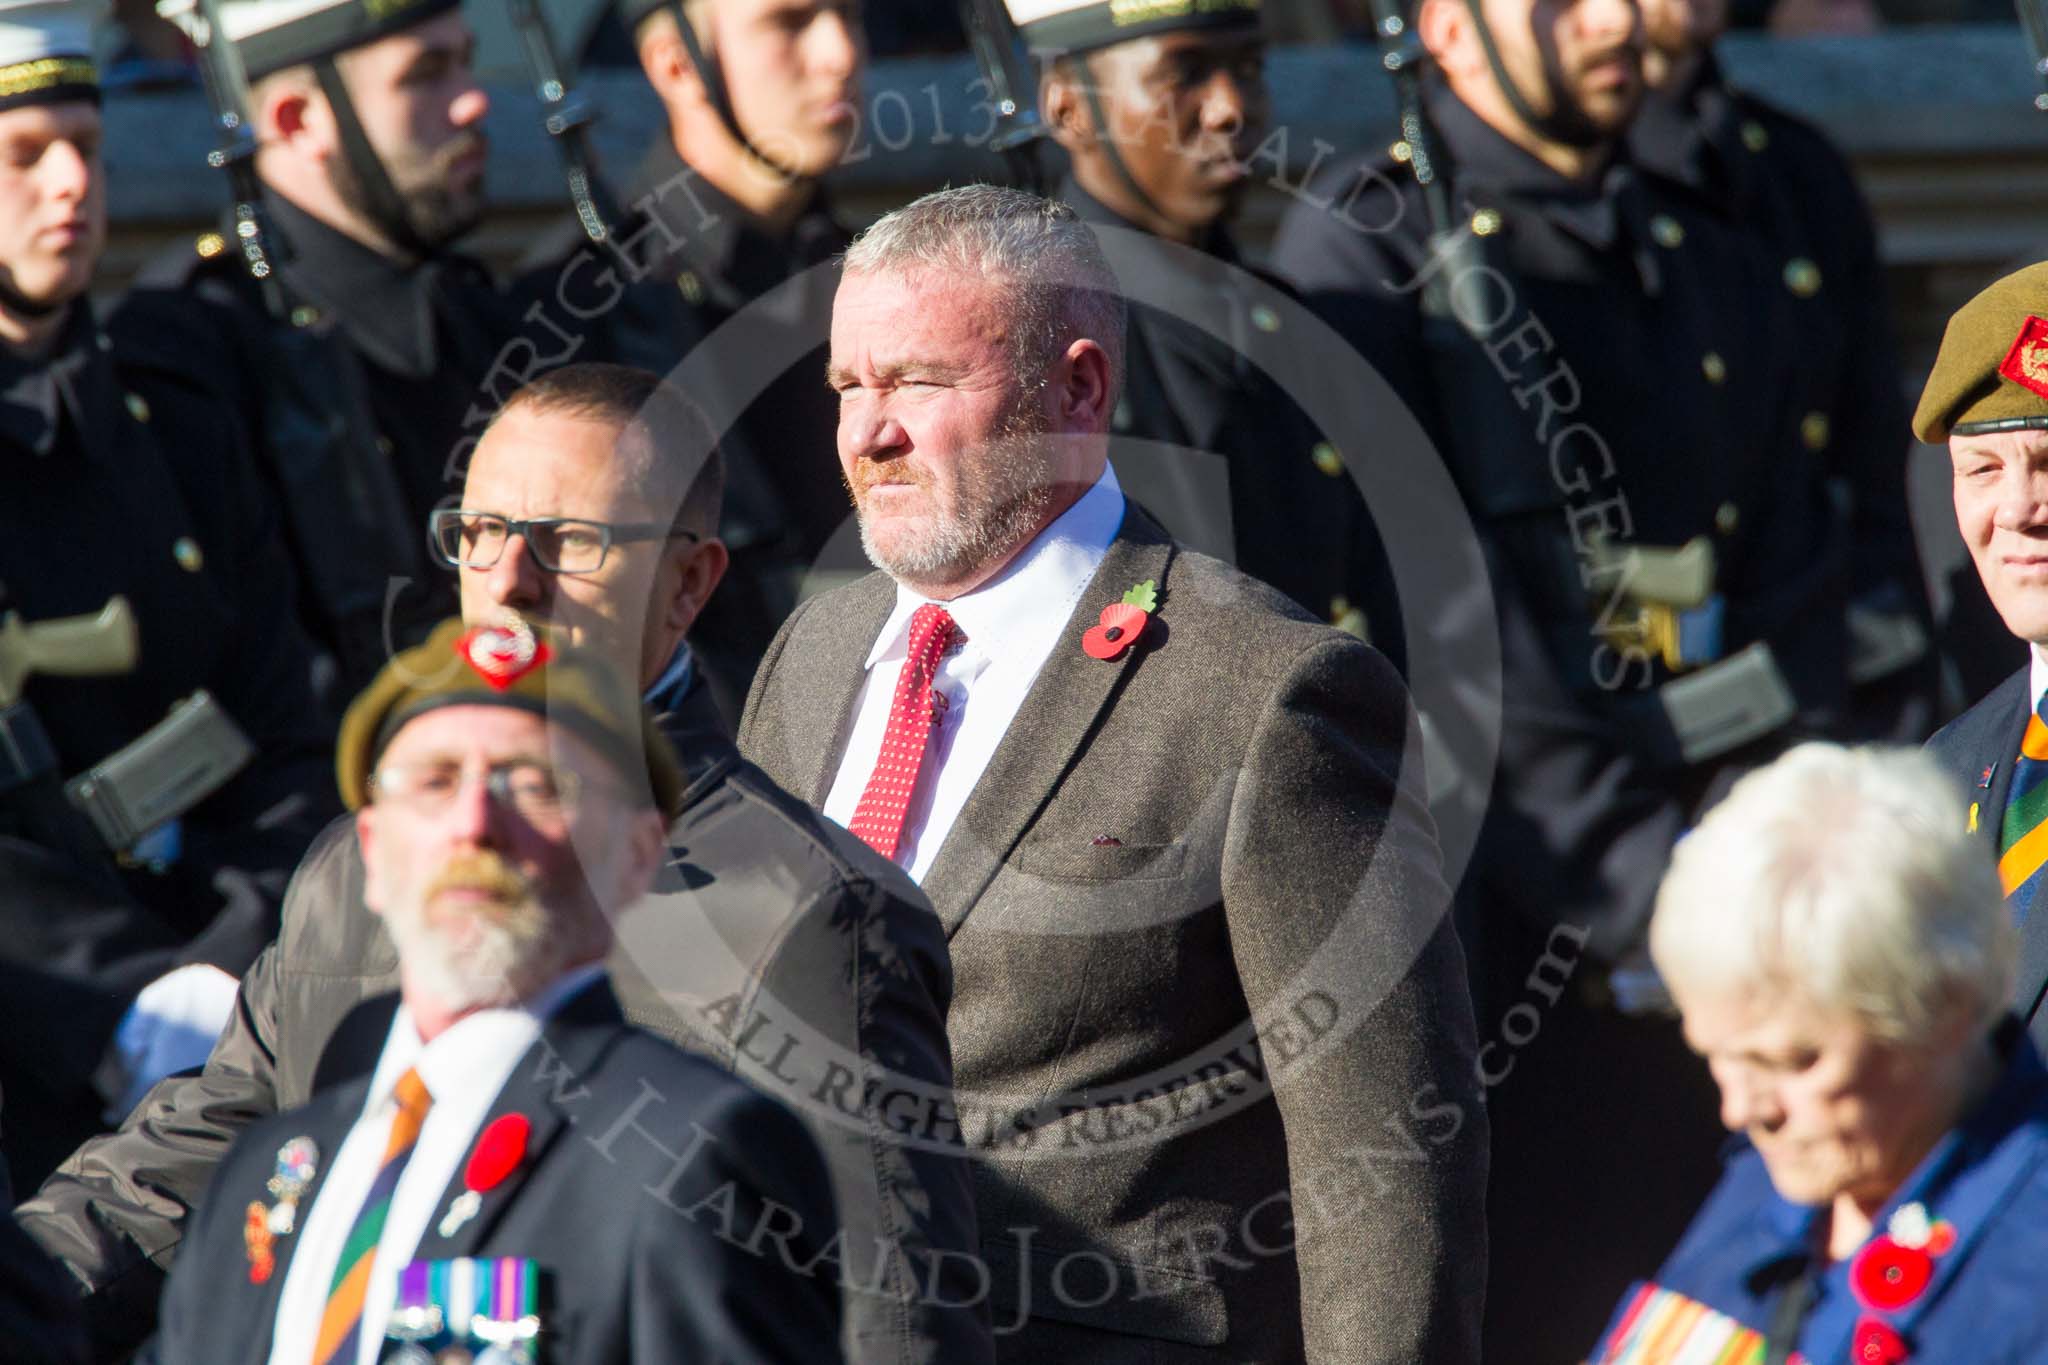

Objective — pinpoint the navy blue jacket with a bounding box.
[1927,666,2048,1052]
[1593,1028,2048,1363]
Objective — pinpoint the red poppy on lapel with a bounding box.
[1851,1235,1932,1313]
[1082,580,1159,662]
[1852,1317,1909,1364]
[465,1113,531,1193]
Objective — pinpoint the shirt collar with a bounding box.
[642,641,696,717]
[0,303,101,461]
[2030,644,2048,717]
[625,134,850,311]
[1058,172,1240,263]
[370,963,605,1116]
[864,464,1126,674]
[264,191,482,379]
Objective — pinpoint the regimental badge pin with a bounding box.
[455,618,551,692]
[1981,764,1998,790]
[264,1135,319,1237]
[439,1190,483,1240]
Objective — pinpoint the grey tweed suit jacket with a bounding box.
[740,505,1488,1363]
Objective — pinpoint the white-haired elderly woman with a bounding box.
[1589,743,2048,1365]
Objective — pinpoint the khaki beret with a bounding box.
[336,617,683,821]
[1913,261,2048,443]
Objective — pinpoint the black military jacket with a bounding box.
[0,301,336,1183]
[1059,176,1403,666]
[1272,86,1848,955]
[523,136,856,723]
[112,195,526,697]
[1631,53,1938,737]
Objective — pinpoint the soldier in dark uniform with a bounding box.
[1270,0,1854,1353]
[0,1,333,1188]
[124,0,523,700]
[524,0,865,723]
[1629,0,1940,737]
[1014,0,1398,658]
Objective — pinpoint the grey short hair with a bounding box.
[841,184,1127,403]
[1650,743,2017,1046]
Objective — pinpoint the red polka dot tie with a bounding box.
[848,604,961,862]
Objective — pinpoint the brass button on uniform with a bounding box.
[1249,304,1280,334]
[1650,214,1685,249]
[290,304,321,329]
[376,435,395,457]
[172,537,204,573]
[1311,441,1345,478]
[1470,207,1503,237]
[677,270,705,306]
[1741,121,1770,153]
[1390,140,1412,164]
[1783,258,1822,298]
[1701,352,1727,385]
[1801,411,1831,451]
[1715,502,1740,535]
[195,232,226,260]
[124,392,150,424]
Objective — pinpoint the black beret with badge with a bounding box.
[0,0,102,113]
[1006,0,1262,56]
[1914,261,2048,444]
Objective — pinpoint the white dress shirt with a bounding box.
[2031,643,2048,717]
[267,966,603,1365]
[824,465,1127,883]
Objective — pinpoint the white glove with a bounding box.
[104,963,240,1121]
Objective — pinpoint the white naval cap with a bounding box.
[1005,0,1262,55]
[157,0,460,80]
[0,0,104,111]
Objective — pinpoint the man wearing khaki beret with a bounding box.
[1923,261,2048,1051]
[148,619,842,1363]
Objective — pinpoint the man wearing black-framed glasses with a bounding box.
[23,363,987,1364]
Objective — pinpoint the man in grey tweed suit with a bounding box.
[741,185,1487,1362]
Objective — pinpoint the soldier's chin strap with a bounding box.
[1077,58,1172,229]
[1460,0,1606,150]
[312,57,438,261]
[0,280,66,321]
[665,0,797,180]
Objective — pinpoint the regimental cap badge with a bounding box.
[454,619,553,693]
[1999,314,2048,401]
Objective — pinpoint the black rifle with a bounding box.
[188,0,427,692]
[957,0,1047,193]
[192,0,284,315]
[507,0,621,245]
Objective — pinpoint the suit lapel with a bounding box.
[1965,671,2048,1033]
[921,512,1175,936]
[784,574,898,807]
[233,1081,372,1353]
[405,981,634,1263]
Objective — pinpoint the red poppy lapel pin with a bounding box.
[1082,580,1159,662]
[438,1113,532,1239]
[1845,1201,1956,1361]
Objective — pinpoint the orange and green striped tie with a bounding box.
[1999,697,2048,922]
[312,1067,433,1365]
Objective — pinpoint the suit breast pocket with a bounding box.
[1009,840,1188,884]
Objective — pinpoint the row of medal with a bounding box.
[379,1255,545,1365]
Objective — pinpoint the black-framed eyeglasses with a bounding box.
[429,509,700,575]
